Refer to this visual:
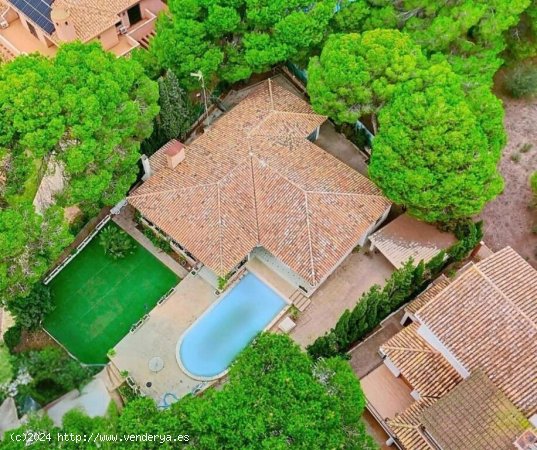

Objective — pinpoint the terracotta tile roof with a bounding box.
[404,275,450,316]
[415,247,537,416]
[369,214,456,269]
[420,370,531,450]
[129,80,390,285]
[514,429,537,450]
[380,322,462,399]
[50,0,139,42]
[387,398,437,450]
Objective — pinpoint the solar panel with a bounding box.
[8,0,55,35]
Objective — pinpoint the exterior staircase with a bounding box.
[100,362,124,392]
[290,289,311,312]
[138,30,155,50]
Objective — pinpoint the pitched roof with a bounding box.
[6,0,55,33]
[380,322,461,399]
[404,274,450,316]
[50,0,138,42]
[369,214,456,269]
[387,398,437,450]
[415,247,537,416]
[129,80,390,285]
[420,370,530,450]
[8,0,139,42]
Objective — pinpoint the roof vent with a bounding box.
[163,140,186,169]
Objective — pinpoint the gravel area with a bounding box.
[479,96,537,268]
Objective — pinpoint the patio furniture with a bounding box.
[278,317,296,333]
[148,356,164,373]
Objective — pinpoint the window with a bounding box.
[127,4,142,25]
[27,21,38,39]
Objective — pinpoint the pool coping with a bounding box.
[175,270,291,381]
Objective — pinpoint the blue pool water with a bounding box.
[178,272,286,379]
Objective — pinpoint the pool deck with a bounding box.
[111,274,217,403]
[246,257,296,299]
[111,258,294,403]
[110,251,394,403]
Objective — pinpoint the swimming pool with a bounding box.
[177,272,287,380]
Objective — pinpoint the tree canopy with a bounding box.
[331,0,534,81]
[0,42,159,303]
[0,42,159,210]
[307,30,429,128]
[4,334,376,449]
[368,73,505,223]
[150,0,335,88]
[157,70,196,141]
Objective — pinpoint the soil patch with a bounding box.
[14,329,59,353]
[479,96,537,268]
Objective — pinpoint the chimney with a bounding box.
[51,7,77,42]
[164,140,186,169]
[141,154,152,180]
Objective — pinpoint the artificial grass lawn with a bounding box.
[44,223,180,364]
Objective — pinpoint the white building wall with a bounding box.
[416,323,470,379]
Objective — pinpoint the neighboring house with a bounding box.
[368,214,456,270]
[362,246,537,449]
[0,0,165,60]
[129,79,391,297]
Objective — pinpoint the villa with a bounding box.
[0,0,165,60]
[360,246,537,449]
[129,79,391,297]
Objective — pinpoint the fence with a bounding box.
[43,214,111,285]
[284,61,374,145]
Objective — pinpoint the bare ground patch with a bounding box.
[479,97,537,268]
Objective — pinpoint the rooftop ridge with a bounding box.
[304,192,316,282]
[128,79,390,285]
[471,264,537,330]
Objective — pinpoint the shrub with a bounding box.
[3,325,22,352]
[520,143,533,153]
[217,276,228,291]
[11,347,93,406]
[511,153,521,163]
[7,284,54,331]
[99,225,135,260]
[0,343,13,384]
[142,227,172,252]
[504,64,537,98]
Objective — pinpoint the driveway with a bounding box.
[290,251,394,347]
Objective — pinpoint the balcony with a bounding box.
[109,34,139,57]
[361,363,415,421]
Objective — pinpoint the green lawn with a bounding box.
[0,343,12,384]
[44,223,180,364]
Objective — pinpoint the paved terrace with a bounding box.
[290,250,394,347]
[111,274,217,404]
